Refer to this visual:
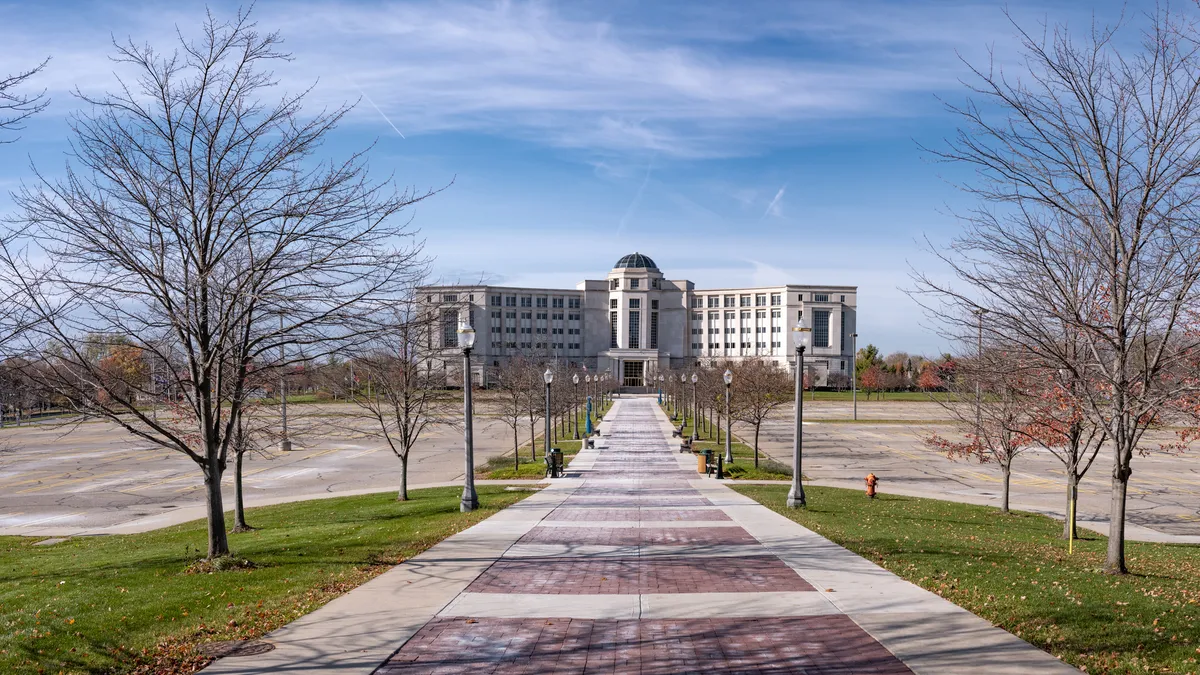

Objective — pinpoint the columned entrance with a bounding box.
[622,360,644,387]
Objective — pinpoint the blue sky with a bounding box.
[0,0,1135,355]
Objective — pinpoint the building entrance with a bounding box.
[622,360,644,387]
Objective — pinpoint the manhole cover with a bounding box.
[197,640,275,658]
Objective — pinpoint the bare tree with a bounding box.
[729,358,791,467]
[1017,363,1107,539]
[913,9,1200,574]
[0,11,432,559]
[491,357,535,471]
[229,393,284,532]
[0,58,48,141]
[927,349,1032,513]
[335,305,458,500]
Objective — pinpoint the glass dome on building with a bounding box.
[613,252,658,270]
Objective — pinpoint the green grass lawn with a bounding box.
[733,484,1200,674]
[0,485,530,675]
[476,403,611,479]
[666,411,792,480]
[478,440,583,479]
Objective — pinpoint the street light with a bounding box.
[658,374,664,405]
[690,372,699,442]
[679,373,687,426]
[850,332,859,421]
[723,368,733,463]
[458,321,478,512]
[585,374,593,435]
[572,373,580,440]
[974,309,988,433]
[278,313,292,451]
[543,367,554,460]
[789,326,812,508]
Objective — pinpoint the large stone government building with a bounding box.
[420,253,857,387]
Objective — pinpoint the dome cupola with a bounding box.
[613,252,658,270]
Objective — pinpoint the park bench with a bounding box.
[679,437,692,453]
[671,424,685,438]
[694,449,723,479]
[705,452,724,480]
[544,448,564,479]
[584,437,595,449]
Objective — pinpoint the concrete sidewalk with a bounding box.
[202,397,1075,674]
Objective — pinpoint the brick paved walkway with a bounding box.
[202,397,1078,675]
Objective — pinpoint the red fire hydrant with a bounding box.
[865,473,879,499]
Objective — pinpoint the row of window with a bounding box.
[490,295,582,309]
[689,292,847,308]
[490,341,582,350]
[691,342,782,350]
[491,311,582,321]
[612,298,659,310]
[610,277,661,290]
[694,310,781,321]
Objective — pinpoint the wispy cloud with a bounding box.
[616,154,655,237]
[0,0,1044,158]
[349,80,406,139]
[762,185,786,219]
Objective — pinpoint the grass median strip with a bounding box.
[733,484,1200,674]
[0,485,531,675]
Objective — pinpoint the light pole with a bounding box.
[572,373,580,440]
[543,368,554,459]
[723,368,733,463]
[789,326,812,508]
[690,372,699,442]
[458,321,478,512]
[850,332,859,421]
[679,373,688,429]
[974,309,987,433]
[585,374,593,435]
[658,374,664,405]
[278,313,292,451]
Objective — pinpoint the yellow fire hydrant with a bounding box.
[865,473,879,499]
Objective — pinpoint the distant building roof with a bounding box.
[613,252,658,270]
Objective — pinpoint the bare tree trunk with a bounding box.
[1107,442,1133,574]
[754,426,760,468]
[1000,462,1011,514]
[398,453,409,501]
[530,421,537,460]
[1063,471,1078,540]
[203,455,230,559]
[716,406,722,444]
[233,450,252,532]
[513,425,519,471]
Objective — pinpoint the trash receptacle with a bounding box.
[699,449,712,474]
[551,448,564,478]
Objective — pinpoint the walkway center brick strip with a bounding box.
[377,616,913,675]
[376,398,914,674]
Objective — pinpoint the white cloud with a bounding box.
[0,0,1043,158]
[762,185,786,219]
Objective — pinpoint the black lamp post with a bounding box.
[723,368,733,463]
[572,373,580,439]
[690,372,699,441]
[543,368,554,459]
[788,326,811,508]
[458,321,478,512]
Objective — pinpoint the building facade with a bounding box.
[420,253,857,387]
